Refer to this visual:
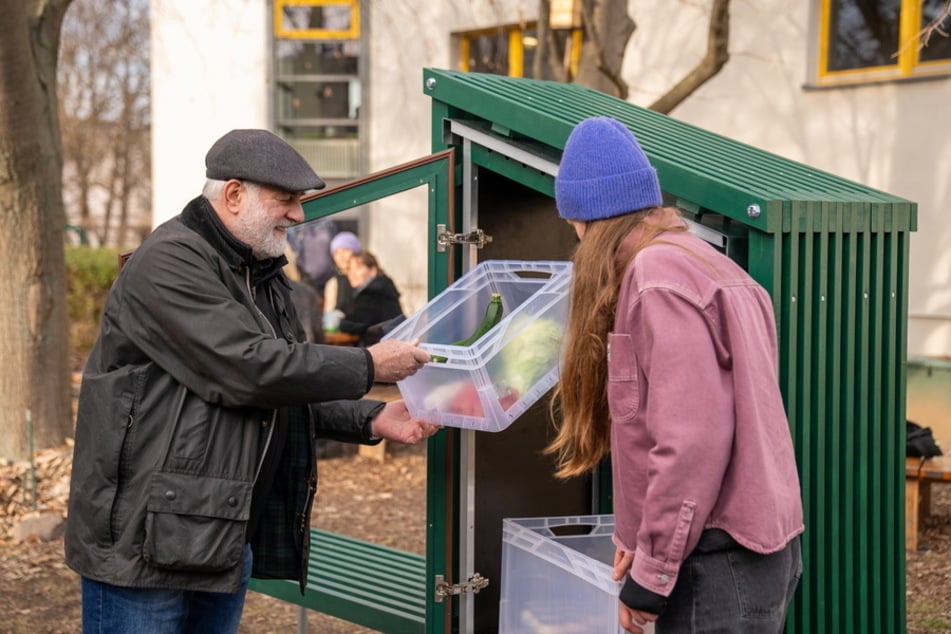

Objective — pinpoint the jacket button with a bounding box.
[164,490,176,500]
[261,420,269,428]
[227,496,238,506]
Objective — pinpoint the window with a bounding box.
[273,0,362,181]
[274,0,360,39]
[455,22,583,80]
[818,0,951,85]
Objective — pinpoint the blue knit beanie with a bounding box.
[330,231,361,254]
[555,117,663,221]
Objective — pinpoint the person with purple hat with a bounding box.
[65,128,438,633]
[546,117,804,634]
[323,230,362,323]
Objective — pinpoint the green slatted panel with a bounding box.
[250,529,426,633]
[768,207,909,632]
[424,68,915,633]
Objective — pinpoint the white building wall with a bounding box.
[150,0,950,357]
[621,0,951,358]
[363,1,536,314]
[150,0,272,225]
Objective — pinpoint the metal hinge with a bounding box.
[433,573,490,602]
[436,224,493,252]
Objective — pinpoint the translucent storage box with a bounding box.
[500,515,653,634]
[383,260,571,432]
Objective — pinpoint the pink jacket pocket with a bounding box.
[607,333,639,422]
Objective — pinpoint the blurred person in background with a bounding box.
[283,246,324,344]
[287,217,339,305]
[322,230,361,318]
[334,250,405,347]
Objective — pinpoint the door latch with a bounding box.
[434,573,490,602]
[436,224,493,252]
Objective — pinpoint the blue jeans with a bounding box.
[81,544,252,634]
[657,532,802,634]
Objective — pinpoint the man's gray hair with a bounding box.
[202,179,260,201]
[202,179,226,200]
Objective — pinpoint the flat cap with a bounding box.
[205,129,325,192]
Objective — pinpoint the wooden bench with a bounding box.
[323,330,360,346]
[249,528,426,633]
[905,454,951,551]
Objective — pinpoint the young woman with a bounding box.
[548,117,803,634]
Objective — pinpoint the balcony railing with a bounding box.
[290,137,360,180]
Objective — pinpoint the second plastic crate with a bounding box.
[499,514,654,633]
[382,260,571,432]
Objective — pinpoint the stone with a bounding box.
[11,512,66,543]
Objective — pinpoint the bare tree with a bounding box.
[0,0,75,461]
[59,0,150,248]
[536,0,731,114]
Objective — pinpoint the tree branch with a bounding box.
[649,0,730,114]
[919,0,951,48]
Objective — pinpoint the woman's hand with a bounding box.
[369,400,441,444]
[613,548,634,581]
[613,549,657,632]
[619,603,657,634]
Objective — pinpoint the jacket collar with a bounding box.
[181,195,288,287]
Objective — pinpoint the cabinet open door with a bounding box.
[300,149,456,634]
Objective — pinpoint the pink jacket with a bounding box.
[609,227,804,598]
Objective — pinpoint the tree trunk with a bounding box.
[0,0,74,461]
[575,0,636,98]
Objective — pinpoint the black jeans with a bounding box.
[657,530,802,634]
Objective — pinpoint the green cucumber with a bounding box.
[454,293,503,346]
[429,293,504,363]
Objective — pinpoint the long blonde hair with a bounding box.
[547,208,687,478]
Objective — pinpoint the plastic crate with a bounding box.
[383,260,571,432]
[499,515,653,634]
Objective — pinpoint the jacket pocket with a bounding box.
[143,472,251,573]
[607,333,640,422]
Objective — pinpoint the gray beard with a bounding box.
[232,191,289,259]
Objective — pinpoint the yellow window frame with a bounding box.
[274,0,360,40]
[817,0,951,86]
[457,22,582,79]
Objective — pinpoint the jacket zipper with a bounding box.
[247,266,314,587]
[245,267,278,482]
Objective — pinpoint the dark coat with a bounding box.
[65,196,382,593]
[338,274,404,346]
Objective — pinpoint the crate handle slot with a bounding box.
[548,523,596,537]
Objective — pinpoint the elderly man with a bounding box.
[65,129,436,633]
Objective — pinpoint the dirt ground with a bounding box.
[0,439,426,634]
[1,439,950,633]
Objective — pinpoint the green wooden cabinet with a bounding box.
[294,69,914,634]
[421,68,915,634]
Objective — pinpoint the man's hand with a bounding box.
[370,401,441,444]
[367,339,430,383]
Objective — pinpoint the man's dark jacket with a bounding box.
[65,196,383,593]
